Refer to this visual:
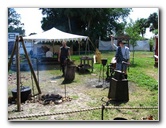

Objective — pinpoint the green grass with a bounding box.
[72,51,158,91]
[8,51,159,120]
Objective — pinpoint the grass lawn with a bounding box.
[8,51,159,121]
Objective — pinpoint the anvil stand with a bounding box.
[101,61,130,108]
[97,59,107,88]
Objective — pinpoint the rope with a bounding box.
[104,106,158,109]
[8,107,101,120]
[8,106,158,120]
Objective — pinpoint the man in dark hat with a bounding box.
[110,35,130,78]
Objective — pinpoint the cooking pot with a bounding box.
[11,86,31,103]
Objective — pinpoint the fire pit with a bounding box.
[38,93,72,105]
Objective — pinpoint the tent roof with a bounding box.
[23,27,88,42]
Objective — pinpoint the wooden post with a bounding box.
[20,36,41,94]
[16,37,21,112]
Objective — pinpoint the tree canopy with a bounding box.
[147,12,158,32]
[8,8,25,36]
[40,8,131,42]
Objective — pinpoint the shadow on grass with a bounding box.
[101,97,128,106]
[76,68,92,75]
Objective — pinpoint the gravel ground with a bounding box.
[8,66,158,121]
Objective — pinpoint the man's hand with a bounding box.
[110,35,114,44]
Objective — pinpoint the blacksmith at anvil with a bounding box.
[110,35,130,79]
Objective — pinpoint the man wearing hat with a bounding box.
[110,35,130,78]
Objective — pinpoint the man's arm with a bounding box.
[58,48,61,62]
[126,48,130,63]
[110,35,118,50]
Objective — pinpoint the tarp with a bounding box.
[129,40,150,51]
[99,40,117,51]
[23,27,88,42]
[99,39,150,51]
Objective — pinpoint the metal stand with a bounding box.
[98,59,107,87]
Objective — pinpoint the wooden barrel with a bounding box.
[64,65,76,83]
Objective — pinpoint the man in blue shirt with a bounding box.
[111,35,130,78]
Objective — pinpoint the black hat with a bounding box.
[118,40,123,44]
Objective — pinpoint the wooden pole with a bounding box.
[78,41,80,56]
[8,37,17,71]
[85,40,87,55]
[16,37,21,112]
[20,36,41,94]
[52,40,55,57]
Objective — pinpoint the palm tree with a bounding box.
[64,8,76,33]
[136,18,148,37]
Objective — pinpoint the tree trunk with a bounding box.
[132,46,135,64]
[68,16,72,33]
[87,19,91,31]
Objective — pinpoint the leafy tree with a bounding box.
[147,12,158,33]
[148,37,155,52]
[8,8,20,27]
[125,19,142,64]
[40,8,131,51]
[8,8,25,36]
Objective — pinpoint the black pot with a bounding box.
[11,86,31,103]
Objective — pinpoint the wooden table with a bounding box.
[80,56,94,72]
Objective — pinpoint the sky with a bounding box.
[14,8,159,38]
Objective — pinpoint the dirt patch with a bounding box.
[8,68,158,121]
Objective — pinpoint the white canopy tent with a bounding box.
[23,27,90,55]
[23,27,88,42]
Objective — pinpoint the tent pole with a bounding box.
[88,40,90,55]
[53,40,55,57]
[85,40,87,55]
[79,41,80,56]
